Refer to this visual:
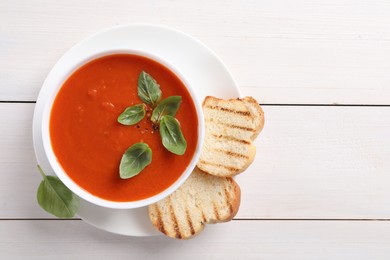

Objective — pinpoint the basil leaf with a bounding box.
[159,115,187,155]
[36,165,79,218]
[118,104,146,125]
[151,96,182,123]
[138,71,162,107]
[120,142,152,179]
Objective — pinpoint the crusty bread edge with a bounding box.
[221,175,241,222]
[228,143,256,177]
[241,96,265,140]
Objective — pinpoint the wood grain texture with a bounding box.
[0,220,389,259]
[2,104,390,219]
[1,0,390,104]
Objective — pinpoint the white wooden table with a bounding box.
[2,0,390,258]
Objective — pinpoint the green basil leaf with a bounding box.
[117,104,146,125]
[138,71,162,107]
[36,165,79,218]
[159,115,187,155]
[120,142,152,179]
[151,96,182,123]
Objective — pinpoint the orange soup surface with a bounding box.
[50,54,198,202]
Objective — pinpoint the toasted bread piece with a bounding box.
[197,96,264,177]
[148,168,240,239]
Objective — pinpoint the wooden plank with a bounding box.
[2,103,390,219]
[241,105,390,219]
[0,220,389,259]
[0,103,40,217]
[1,0,390,104]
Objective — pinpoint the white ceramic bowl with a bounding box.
[41,49,204,209]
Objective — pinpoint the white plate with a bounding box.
[33,24,241,236]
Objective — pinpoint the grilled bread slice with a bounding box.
[148,168,240,239]
[197,96,264,177]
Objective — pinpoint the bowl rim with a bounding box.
[41,49,205,209]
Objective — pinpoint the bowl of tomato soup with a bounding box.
[41,50,204,209]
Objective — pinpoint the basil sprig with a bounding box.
[118,104,146,125]
[36,165,79,218]
[151,96,182,123]
[118,71,188,178]
[138,71,162,107]
[120,142,152,179]
[159,115,187,155]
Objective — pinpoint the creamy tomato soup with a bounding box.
[50,54,198,202]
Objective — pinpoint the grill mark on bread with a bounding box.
[201,212,207,223]
[213,149,249,159]
[212,134,251,145]
[168,197,182,239]
[213,202,221,220]
[219,122,256,132]
[185,209,196,235]
[198,160,240,173]
[224,186,234,214]
[204,105,251,116]
[154,204,167,235]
